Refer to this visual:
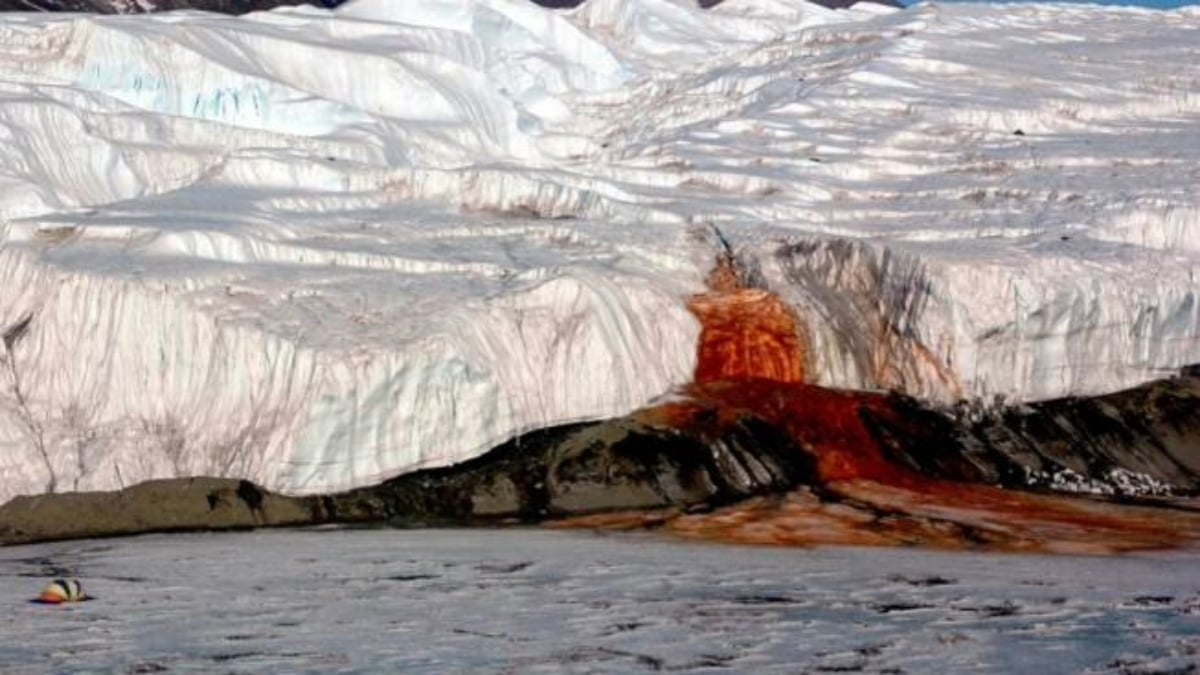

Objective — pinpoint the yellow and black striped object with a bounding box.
[36,579,88,604]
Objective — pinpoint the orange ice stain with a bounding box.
[687,258,807,384]
[689,291,807,384]
[558,256,1200,553]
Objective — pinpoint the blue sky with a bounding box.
[906,0,1198,7]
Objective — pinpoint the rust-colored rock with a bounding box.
[564,380,1200,553]
[563,258,1200,554]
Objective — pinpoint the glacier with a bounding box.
[0,0,1198,503]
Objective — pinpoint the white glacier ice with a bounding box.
[0,0,1198,501]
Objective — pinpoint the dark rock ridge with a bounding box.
[2,366,1199,547]
[912,370,1200,495]
[0,478,315,545]
[323,412,817,527]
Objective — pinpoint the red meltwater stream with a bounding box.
[563,259,1200,553]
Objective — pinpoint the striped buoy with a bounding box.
[36,579,88,604]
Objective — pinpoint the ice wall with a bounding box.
[0,241,700,500]
[0,0,1198,501]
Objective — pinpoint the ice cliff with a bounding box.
[0,0,1197,502]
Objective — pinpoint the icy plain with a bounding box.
[2,529,1200,673]
[0,0,1198,501]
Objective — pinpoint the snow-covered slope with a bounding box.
[0,0,1197,501]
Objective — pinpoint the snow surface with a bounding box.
[2,529,1200,673]
[0,0,1198,500]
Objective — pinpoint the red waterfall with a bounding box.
[566,257,1200,553]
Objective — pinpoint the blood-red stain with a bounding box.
[689,290,807,385]
[562,257,1200,553]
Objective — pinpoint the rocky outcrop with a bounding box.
[0,478,314,546]
[632,373,1200,554]
[325,410,817,526]
[913,370,1200,495]
[0,412,816,545]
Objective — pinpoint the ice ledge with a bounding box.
[0,245,699,504]
[758,235,1200,403]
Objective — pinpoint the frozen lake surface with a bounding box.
[2,529,1199,673]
